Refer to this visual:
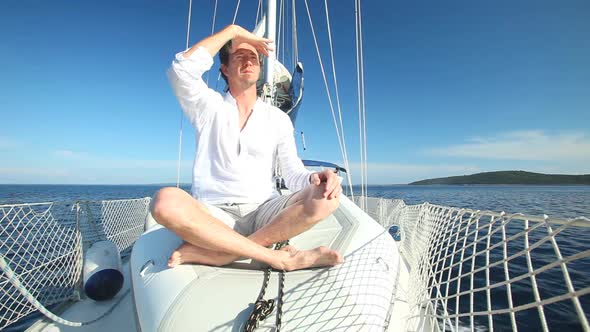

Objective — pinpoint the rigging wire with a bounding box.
[284,0,292,70]
[303,0,354,197]
[302,0,344,169]
[324,0,354,200]
[359,0,368,209]
[232,0,241,24]
[292,0,298,68]
[354,0,363,205]
[176,0,194,188]
[277,0,283,63]
[255,0,262,28]
[282,0,286,65]
[180,0,362,200]
[354,0,368,209]
[215,0,242,92]
[205,0,219,85]
[358,0,368,209]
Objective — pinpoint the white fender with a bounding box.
[83,240,123,301]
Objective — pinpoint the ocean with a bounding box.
[1,184,589,331]
[2,184,589,219]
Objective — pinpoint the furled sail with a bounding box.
[254,16,304,125]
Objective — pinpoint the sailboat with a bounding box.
[1,0,589,331]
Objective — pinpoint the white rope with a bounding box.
[324,0,354,200]
[0,199,149,329]
[501,216,518,331]
[370,197,590,331]
[543,215,590,331]
[469,216,481,331]
[302,0,354,198]
[176,0,193,188]
[423,248,590,302]
[485,217,494,330]
[425,221,586,282]
[524,219,549,331]
[0,255,130,327]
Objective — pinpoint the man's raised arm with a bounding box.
[167,25,271,129]
[184,24,273,59]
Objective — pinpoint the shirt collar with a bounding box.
[223,92,264,111]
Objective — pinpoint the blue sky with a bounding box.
[1,0,589,185]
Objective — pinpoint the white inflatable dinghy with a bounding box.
[130,196,400,331]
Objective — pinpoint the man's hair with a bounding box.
[218,40,233,86]
[218,40,263,91]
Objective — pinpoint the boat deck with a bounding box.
[388,257,413,332]
[26,256,414,332]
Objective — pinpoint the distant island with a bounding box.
[410,171,590,185]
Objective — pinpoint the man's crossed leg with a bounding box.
[151,181,342,272]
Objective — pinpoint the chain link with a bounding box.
[244,240,289,332]
[276,267,286,331]
[273,241,288,331]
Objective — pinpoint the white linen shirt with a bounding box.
[167,47,312,204]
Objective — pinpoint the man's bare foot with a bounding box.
[274,246,343,271]
[279,245,298,255]
[168,242,236,267]
[169,243,342,271]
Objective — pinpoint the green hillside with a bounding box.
[409,171,590,185]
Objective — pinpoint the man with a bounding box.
[152,24,343,272]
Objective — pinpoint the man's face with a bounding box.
[222,42,261,88]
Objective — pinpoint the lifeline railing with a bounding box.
[359,196,590,332]
[0,198,150,330]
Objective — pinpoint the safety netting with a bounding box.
[0,198,150,330]
[360,196,590,331]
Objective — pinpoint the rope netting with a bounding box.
[360,196,590,332]
[3,195,589,330]
[0,202,82,329]
[76,198,150,256]
[0,198,150,330]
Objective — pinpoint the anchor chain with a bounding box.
[244,240,289,332]
[274,241,288,331]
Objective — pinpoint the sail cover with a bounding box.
[257,60,304,125]
[253,17,304,125]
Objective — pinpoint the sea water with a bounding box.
[1,184,589,331]
[2,184,588,218]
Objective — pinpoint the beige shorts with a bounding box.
[203,194,294,236]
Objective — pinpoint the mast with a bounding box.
[263,0,276,100]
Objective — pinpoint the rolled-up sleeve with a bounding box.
[167,46,221,131]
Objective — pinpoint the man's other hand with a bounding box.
[310,170,342,199]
